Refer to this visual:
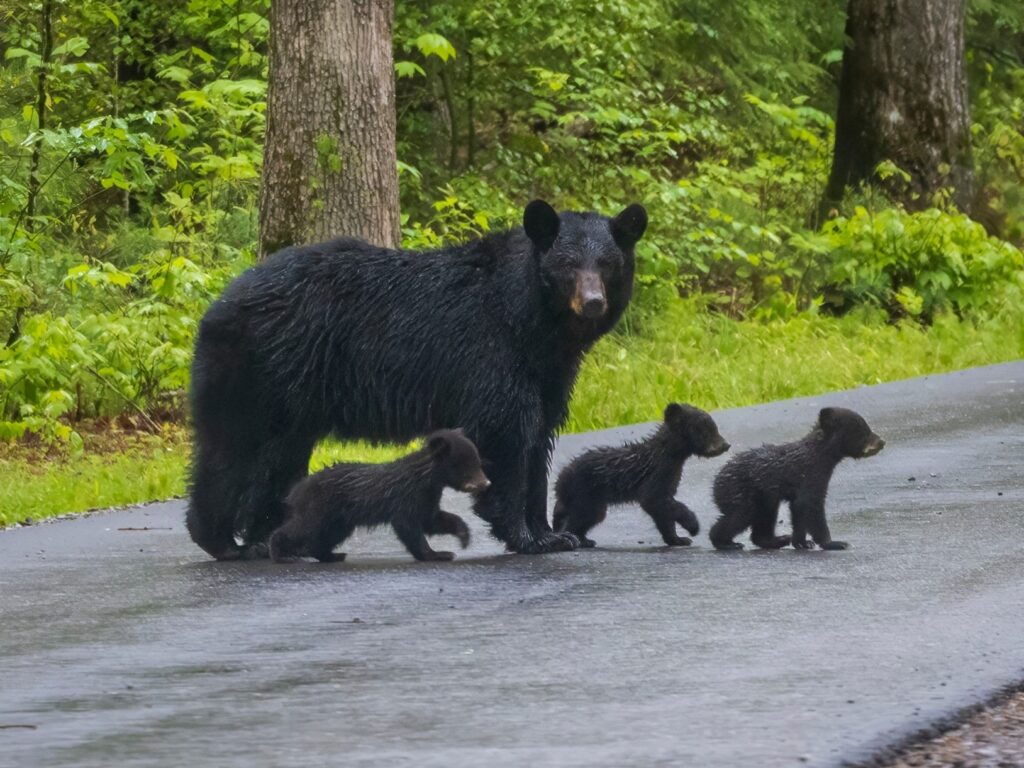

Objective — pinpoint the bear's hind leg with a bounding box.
[187,446,247,560]
[709,496,754,551]
[560,499,606,549]
[237,437,315,555]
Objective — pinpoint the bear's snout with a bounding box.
[573,271,607,319]
[862,435,885,457]
[462,473,491,494]
[706,437,731,457]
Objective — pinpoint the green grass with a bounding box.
[567,299,1024,430]
[2,301,1021,527]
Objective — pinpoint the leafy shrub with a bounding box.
[816,206,1024,320]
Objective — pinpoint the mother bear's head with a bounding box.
[522,199,647,337]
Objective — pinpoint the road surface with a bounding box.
[1,362,1022,767]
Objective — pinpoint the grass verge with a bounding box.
[2,301,1022,527]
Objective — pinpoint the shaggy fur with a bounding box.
[269,430,489,563]
[709,407,885,551]
[552,403,730,547]
[186,199,647,559]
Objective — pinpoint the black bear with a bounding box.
[269,430,489,563]
[187,199,647,559]
[709,407,885,551]
[552,403,730,548]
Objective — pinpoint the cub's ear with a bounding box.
[610,203,648,249]
[818,407,839,433]
[523,199,560,251]
[428,434,451,459]
[663,402,684,424]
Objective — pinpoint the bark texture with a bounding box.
[259,0,400,257]
[823,0,973,212]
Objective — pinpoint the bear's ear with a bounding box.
[818,407,839,433]
[428,434,451,459]
[610,203,648,249]
[664,402,684,424]
[523,199,560,251]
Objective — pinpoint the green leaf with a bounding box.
[415,33,456,62]
[395,60,426,78]
[52,37,90,58]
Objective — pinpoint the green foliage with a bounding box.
[568,298,1024,432]
[0,0,1022,451]
[816,206,1024,319]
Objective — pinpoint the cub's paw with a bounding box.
[712,541,744,551]
[752,535,791,550]
[240,542,270,560]
[421,550,456,562]
[663,535,693,547]
[792,539,814,550]
[316,552,347,563]
[822,541,849,551]
[578,536,597,549]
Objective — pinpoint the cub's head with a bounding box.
[523,199,646,335]
[427,429,491,494]
[663,403,730,458]
[818,407,885,459]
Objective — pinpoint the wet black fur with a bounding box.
[552,403,730,547]
[187,200,647,559]
[269,430,487,563]
[709,407,885,551]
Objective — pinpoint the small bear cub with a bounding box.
[269,429,490,563]
[553,403,730,548]
[709,407,885,551]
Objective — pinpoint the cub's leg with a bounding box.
[393,513,455,561]
[554,497,606,549]
[790,504,811,549]
[424,509,472,549]
[709,495,755,550]
[641,497,697,546]
[794,492,848,551]
[750,497,790,549]
[307,518,355,564]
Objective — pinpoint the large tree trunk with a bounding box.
[259,0,400,258]
[822,0,973,214]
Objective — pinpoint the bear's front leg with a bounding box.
[476,448,576,554]
[393,515,455,562]
[641,497,695,546]
[524,444,579,551]
[425,510,471,549]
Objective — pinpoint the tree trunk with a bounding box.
[26,0,53,230]
[259,0,400,258]
[822,0,973,215]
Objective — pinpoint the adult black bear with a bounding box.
[187,199,647,559]
[269,430,489,563]
[709,407,885,551]
[552,403,730,547]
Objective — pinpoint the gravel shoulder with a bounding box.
[862,686,1024,768]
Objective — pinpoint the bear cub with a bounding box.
[269,430,490,563]
[709,407,885,551]
[552,403,730,548]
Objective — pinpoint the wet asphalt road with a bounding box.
[1,362,1022,767]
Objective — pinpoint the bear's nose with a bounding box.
[581,295,607,319]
